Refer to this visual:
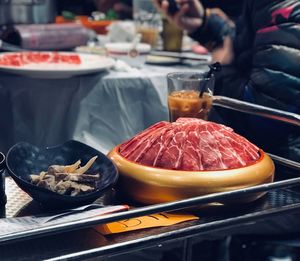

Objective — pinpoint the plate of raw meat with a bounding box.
[108,118,275,205]
[0,52,115,78]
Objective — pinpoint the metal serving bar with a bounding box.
[1,174,300,246]
[213,96,300,127]
[269,153,300,171]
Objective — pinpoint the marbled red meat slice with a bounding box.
[197,123,227,170]
[119,118,260,171]
[0,54,22,66]
[119,121,169,158]
[139,125,174,166]
[60,54,81,64]
[180,124,203,170]
[156,121,191,170]
[127,124,171,162]
[219,128,259,164]
[19,52,51,64]
[0,52,81,67]
[208,124,246,169]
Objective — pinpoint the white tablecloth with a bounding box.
[0,64,207,154]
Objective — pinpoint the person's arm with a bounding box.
[249,1,300,110]
[153,0,235,64]
[94,0,132,19]
[217,0,300,159]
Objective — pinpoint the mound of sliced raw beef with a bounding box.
[119,118,260,171]
[0,52,81,67]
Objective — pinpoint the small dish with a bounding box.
[6,140,118,209]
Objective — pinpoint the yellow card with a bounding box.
[95,212,199,235]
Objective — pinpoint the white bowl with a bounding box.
[105,42,151,67]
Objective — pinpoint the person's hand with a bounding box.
[153,0,205,33]
[212,36,234,64]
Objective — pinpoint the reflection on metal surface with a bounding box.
[213,96,300,127]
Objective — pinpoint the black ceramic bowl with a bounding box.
[0,152,6,207]
[6,140,119,209]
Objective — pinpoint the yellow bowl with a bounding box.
[108,146,275,205]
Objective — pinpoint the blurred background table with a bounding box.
[0,63,207,154]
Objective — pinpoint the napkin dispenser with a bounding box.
[0,0,56,25]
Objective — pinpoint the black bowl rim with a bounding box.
[0,152,5,169]
[6,140,119,199]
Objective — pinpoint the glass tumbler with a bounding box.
[167,72,215,122]
[133,0,161,48]
[162,19,183,52]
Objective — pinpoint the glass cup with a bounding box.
[133,0,161,48]
[162,19,183,52]
[167,72,215,122]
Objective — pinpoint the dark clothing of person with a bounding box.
[191,0,300,162]
[56,0,133,18]
[202,0,245,20]
[56,0,96,15]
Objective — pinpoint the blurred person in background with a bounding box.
[94,0,133,19]
[57,0,132,19]
[94,0,240,21]
[57,0,96,15]
[201,0,244,21]
[154,0,300,163]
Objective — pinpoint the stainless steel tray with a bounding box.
[1,164,300,261]
[0,96,299,260]
[0,168,300,246]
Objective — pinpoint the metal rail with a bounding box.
[268,153,300,171]
[213,96,300,127]
[1,171,300,246]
